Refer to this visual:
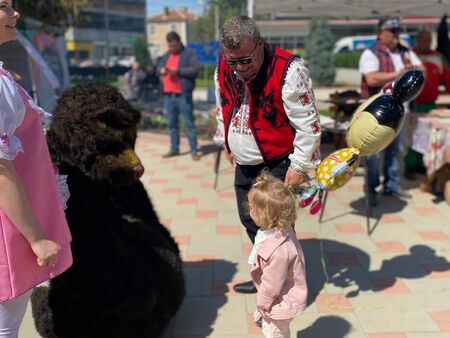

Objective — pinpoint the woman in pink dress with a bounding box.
[0,2,72,337]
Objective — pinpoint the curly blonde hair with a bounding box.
[247,170,297,230]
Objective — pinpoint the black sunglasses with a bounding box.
[224,44,259,66]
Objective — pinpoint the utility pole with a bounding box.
[103,0,110,76]
[247,0,254,18]
[214,1,219,41]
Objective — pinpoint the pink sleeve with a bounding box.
[256,253,288,310]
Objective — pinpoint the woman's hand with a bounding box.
[30,239,61,267]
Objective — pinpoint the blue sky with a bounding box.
[147,0,204,17]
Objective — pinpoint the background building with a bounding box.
[147,7,197,58]
[65,0,146,66]
[257,17,441,55]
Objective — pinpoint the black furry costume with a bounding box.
[31,84,185,338]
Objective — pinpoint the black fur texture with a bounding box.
[31,83,185,338]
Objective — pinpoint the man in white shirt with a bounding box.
[214,16,321,294]
[359,17,424,206]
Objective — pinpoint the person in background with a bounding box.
[214,15,320,294]
[359,17,424,206]
[404,30,450,180]
[414,31,450,112]
[0,1,72,336]
[157,31,200,161]
[248,171,307,338]
[142,64,160,102]
[126,62,146,102]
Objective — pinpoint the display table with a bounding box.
[411,109,450,176]
[410,109,450,204]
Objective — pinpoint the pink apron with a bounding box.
[0,71,72,302]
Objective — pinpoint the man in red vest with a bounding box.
[213,16,321,294]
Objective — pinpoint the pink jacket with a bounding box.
[250,227,307,320]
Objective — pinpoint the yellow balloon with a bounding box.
[316,148,360,191]
[346,94,398,155]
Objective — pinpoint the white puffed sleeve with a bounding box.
[0,71,26,161]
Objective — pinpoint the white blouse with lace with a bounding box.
[0,62,69,209]
[0,63,26,160]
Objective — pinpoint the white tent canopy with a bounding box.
[250,0,450,19]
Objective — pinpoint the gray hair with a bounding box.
[220,16,261,49]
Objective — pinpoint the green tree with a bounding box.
[133,36,151,69]
[17,0,88,27]
[192,0,246,41]
[304,16,335,86]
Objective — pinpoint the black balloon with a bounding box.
[346,69,424,155]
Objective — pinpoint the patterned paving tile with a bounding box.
[414,207,440,214]
[218,192,236,199]
[242,243,252,255]
[336,223,364,233]
[178,198,199,205]
[380,215,405,223]
[174,235,191,245]
[160,218,172,228]
[216,225,241,235]
[315,294,353,313]
[173,165,191,171]
[247,314,261,334]
[418,231,449,241]
[149,178,168,184]
[297,232,318,240]
[375,241,408,253]
[196,210,218,218]
[185,256,215,267]
[186,174,203,179]
[428,311,450,332]
[162,188,183,194]
[370,278,411,294]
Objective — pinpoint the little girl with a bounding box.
[247,170,307,338]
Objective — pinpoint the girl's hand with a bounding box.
[257,308,269,318]
[30,239,61,267]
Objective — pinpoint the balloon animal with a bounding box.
[297,69,424,214]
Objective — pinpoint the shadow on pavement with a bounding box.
[199,142,221,156]
[297,315,351,338]
[164,259,237,337]
[350,195,408,217]
[301,239,450,304]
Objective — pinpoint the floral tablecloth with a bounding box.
[411,110,450,176]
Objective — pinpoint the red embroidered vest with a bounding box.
[218,44,297,163]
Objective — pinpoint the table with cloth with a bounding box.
[410,109,450,203]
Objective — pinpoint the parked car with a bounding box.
[333,34,414,54]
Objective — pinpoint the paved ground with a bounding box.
[20,127,450,337]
